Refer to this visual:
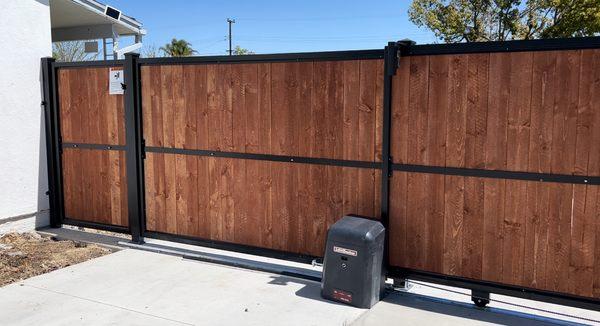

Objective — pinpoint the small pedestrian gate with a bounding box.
[42,37,600,310]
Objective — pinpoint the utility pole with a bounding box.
[227,18,235,55]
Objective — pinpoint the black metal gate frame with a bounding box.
[42,36,600,311]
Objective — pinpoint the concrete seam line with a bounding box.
[21,284,194,325]
[0,210,50,225]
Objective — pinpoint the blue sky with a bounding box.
[108,0,438,55]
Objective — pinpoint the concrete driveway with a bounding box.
[0,230,598,325]
[0,248,365,326]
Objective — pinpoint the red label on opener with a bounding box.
[332,289,353,303]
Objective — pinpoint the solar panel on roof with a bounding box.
[104,6,121,20]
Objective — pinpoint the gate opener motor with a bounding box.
[321,216,386,308]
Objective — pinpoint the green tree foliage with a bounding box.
[409,0,600,43]
[233,46,255,55]
[160,38,196,57]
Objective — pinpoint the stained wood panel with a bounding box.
[140,60,383,162]
[57,67,128,227]
[145,153,380,256]
[62,148,128,226]
[390,172,600,296]
[390,49,600,177]
[389,49,600,299]
[58,67,125,145]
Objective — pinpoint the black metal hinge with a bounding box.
[388,156,393,177]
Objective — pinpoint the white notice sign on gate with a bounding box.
[109,68,124,95]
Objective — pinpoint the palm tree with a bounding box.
[160,38,196,57]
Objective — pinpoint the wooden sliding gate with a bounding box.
[42,37,600,310]
[140,56,384,257]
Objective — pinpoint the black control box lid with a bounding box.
[327,216,385,245]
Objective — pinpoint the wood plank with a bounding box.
[119,150,128,226]
[482,178,505,283]
[374,59,384,162]
[443,175,464,276]
[569,184,597,297]
[445,54,468,168]
[327,61,344,160]
[588,50,600,177]
[257,63,272,154]
[141,66,153,146]
[407,56,429,165]
[551,50,580,175]
[523,51,556,289]
[58,69,72,145]
[196,156,211,239]
[461,177,484,279]
[358,60,378,162]
[545,183,573,294]
[502,52,533,286]
[206,65,220,150]
[442,55,467,276]
[426,55,449,273]
[594,189,600,297]
[480,53,510,283]
[144,150,156,231]
[230,66,248,244]
[460,53,488,279]
[404,55,430,270]
[243,64,260,154]
[231,64,246,152]
[193,65,209,150]
[485,53,510,170]
[523,181,550,289]
[62,148,75,219]
[390,56,410,163]
[464,54,489,169]
[405,173,428,270]
[183,65,199,236]
[342,61,360,218]
[232,158,248,244]
[389,172,408,268]
[569,50,597,296]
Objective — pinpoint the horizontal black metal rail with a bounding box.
[62,143,126,151]
[146,146,381,169]
[404,36,600,56]
[144,231,319,265]
[53,60,124,68]
[138,49,384,65]
[392,163,600,186]
[59,143,600,185]
[63,217,130,234]
[389,267,600,312]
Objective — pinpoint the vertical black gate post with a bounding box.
[41,57,64,228]
[124,53,145,243]
[381,42,399,269]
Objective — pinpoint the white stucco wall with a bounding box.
[0,0,52,232]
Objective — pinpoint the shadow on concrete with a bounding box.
[267,275,349,307]
[365,290,586,326]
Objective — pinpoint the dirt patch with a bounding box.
[0,232,112,287]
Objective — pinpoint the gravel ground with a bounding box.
[0,232,112,287]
